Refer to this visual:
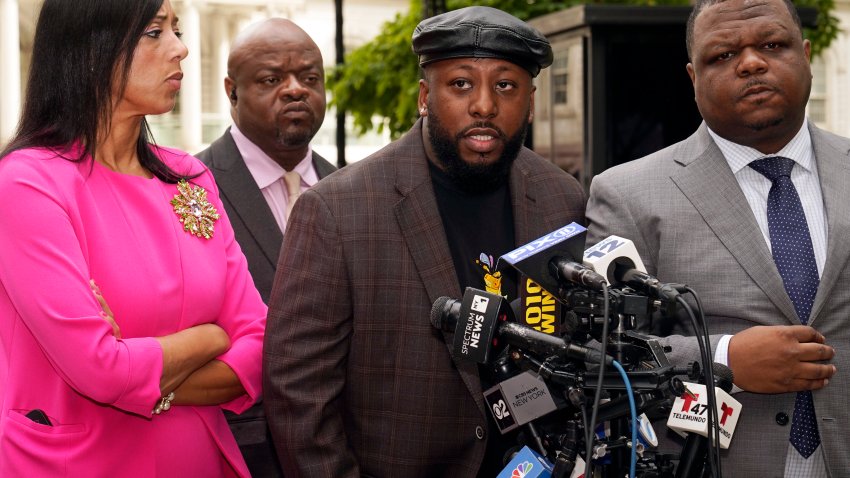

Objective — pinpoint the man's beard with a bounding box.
[745,116,784,132]
[275,112,317,148]
[427,105,528,194]
[276,128,312,147]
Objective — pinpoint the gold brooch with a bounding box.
[171,179,220,239]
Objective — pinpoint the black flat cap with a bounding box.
[412,6,553,77]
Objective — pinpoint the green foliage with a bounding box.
[446,0,691,18]
[797,0,840,57]
[328,0,840,138]
[326,6,421,138]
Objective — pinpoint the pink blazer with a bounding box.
[0,146,266,477]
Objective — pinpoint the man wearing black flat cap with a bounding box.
[264,6,585,477]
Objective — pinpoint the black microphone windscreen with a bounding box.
[612,262,639,285]
[562,310,579,337]
[430,296,455,331]
[711,362,734,392]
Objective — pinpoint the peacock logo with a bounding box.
[511,460,533,478]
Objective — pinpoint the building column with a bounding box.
[0,0,21,145]
[180,0,203,152]
[213,13,231,119]
[833,6,850,137]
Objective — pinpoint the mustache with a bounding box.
[737,79,777,97]
[457,122,506,139]
[277,102,313,116]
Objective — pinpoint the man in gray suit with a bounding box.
[196,18,336,477]
[586,0,848,475]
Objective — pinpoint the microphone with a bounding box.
[499,222,606,296]
[583,235,685,301]
[616,268,684,303]
[549,258,607,291]
[431,295,461,328]
[431,288,613,366]
[668,363,741,478]
[583,234,647,283]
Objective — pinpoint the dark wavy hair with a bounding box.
[0,0,188,183]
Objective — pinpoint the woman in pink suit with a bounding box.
[0,0,266,476]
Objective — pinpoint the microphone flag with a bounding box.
[666,382,742,449]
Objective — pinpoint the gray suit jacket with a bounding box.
[586,121,850,476]
[263,119,587,478]
[196,129,336,477]
[197,127,336,302]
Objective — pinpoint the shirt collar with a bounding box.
[229,123,317,189]
[708,121,813,175]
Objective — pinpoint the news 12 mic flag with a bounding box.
[666,383,742,449]
[582,235,647,283]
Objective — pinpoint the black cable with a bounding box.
[685,286,722,478]
[675,296,713,476]
[675,294,720,478]
[526,421,547,457]
[584,283,611,477]
[580,402,590,441]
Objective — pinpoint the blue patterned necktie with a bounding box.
[749,156,821,458]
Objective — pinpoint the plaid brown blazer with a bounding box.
[263,120,586,478]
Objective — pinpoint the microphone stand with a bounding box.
[675,431,709,478]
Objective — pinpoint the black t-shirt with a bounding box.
[429,161,519,477]
[429,161,517,301]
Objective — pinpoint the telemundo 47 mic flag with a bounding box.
[667,383,742,449]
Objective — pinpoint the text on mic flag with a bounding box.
[666,382,742,449]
